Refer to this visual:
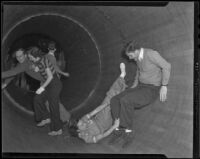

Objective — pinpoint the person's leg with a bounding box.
[110,88,133,121]
[118,84,160,148]
[33,91,50,123]
[119,84,160,130]
[108,88,135,144]
[47,77,63,133]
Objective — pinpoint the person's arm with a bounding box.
[36,67,53,94]
[149,51,171,86]
[2,63,25,79]
[41,68,53,89]
[36,58,53,94]
[93,118,120,143]
[48,55,70,77]
[149,51,171,102]
[2,77,15,89]
[86,103,109,118]
[80,103,109,123]
[55,64,70,77]
[130,68,139,88]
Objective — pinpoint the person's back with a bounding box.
[44,53,71,122]
[136,48,170,86]
[45,54,57,66]
[46,50,70,78]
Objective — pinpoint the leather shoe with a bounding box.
[48,129,63,136]
[37,118,51,127]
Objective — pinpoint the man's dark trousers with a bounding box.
[110,83,160,130]
[34,75,63,131]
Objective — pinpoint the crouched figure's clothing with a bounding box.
[77,77,126,143]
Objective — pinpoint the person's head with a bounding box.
[27,47,43,62]
[124,41,141,61]
[48,41,56,52]
[77,120,87,131]
[15,48,26,63]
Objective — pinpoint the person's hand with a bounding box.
[81,114,90,123]
[2,83,7,90]
[113,118,120,128]
[36,87,45,94]
[118,77,127,89]
[63,72,70,77]
[130,82,138,89]
[120,63,126,78]
[160,86,167,102]
[32,65,39,72]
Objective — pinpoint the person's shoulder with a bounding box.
[144,48,160,57]
[46,54,56,63]
[46,53,55,59]
[14,58,29,70]
[144,48,157,53]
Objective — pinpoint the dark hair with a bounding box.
[9,49,25,65]
[125,40,140,54]
[14,48,25,56]
[26,46,44,58]
[121,41,140,60]
[48,41,56,50]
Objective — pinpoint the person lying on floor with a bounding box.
[76,61,135,143]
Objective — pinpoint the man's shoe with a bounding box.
[108,129,125,145]
[37,118,51,127]
[48,129,63,136]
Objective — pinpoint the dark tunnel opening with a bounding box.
[2,14,101,115]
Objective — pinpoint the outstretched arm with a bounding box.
[87,103,109,118]
[2,63,25,79]
[55,64,70,77]
[2,77,14,89]
[85,63,128,119]
[80,103,109,123]
[47,54,70,78]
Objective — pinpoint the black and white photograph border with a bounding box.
[1,1,199,158]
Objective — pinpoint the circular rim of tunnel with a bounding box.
[2,12,102,115]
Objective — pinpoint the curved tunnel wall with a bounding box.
[3,14,101,112]
[2,2,194,157]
